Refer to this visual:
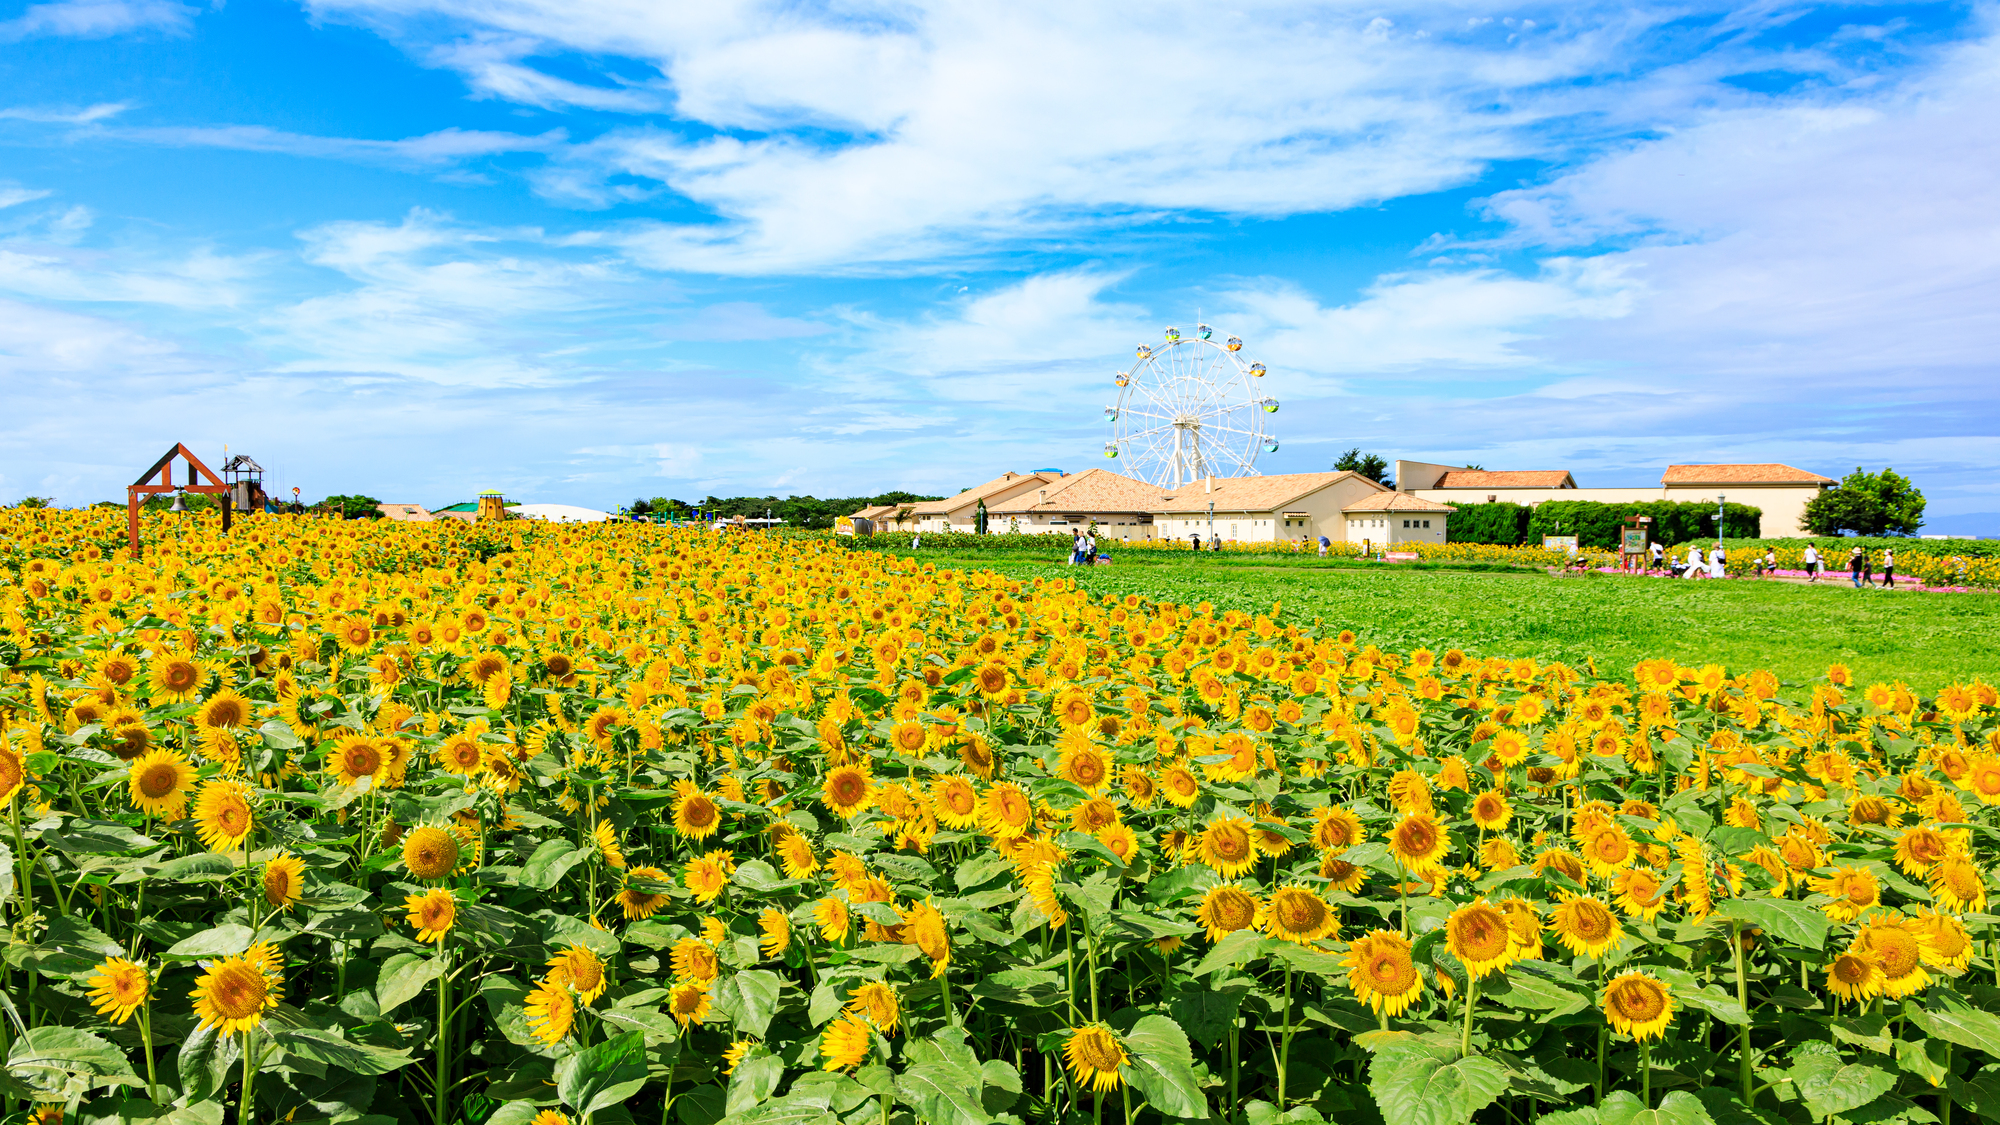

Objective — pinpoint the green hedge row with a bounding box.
[1445,500,1763,549]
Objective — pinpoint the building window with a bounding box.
[1423,520,1431,528]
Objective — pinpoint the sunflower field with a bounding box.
[3,507,2000,1125]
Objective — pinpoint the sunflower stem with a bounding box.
[140,998,159,1104]
[1641,1038,1651,1108]
[1459,972,1478,1057]
[435,942,452,1125]
[1228,1012,1240,1125]
[241,1027,257,1125]
[1278,967,1293,1107]
[1732,919,1753,1108]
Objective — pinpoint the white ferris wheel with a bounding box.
[1102,323,1278,488]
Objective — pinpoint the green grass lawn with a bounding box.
[911,548,2000,691]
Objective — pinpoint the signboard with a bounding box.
[1543,535,1579,554]
[1621,528,1649,555]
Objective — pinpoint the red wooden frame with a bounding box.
[126,443,234,557]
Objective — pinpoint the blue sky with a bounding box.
[2,0,1997,530]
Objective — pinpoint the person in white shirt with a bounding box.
[1710,543,1727,579]
[1881,547,1896,589]
[1684,545,1704,577]
[1648,540,1664,572]
[1803,543,1820,582]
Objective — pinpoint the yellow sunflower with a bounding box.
[816,896,852,944]
[147,654,209,703]
[1610,867,1668,922]
[1826,947,1884,1003]
[189,943,283,1034]
[821,764,875,819]
[193,779,254,853]
[402,825,461,881]
[1601,972,1674,1041]
[846,981,901,1033]
[1389,812,1450,874]
[524,976,575,1044]
[617,866,671,920]
[674,787,723,839]
[1445,900,1515,979]
[262,851,306,911]
[405,889,458,943]
[1852,915,1932,999]
[1811,865,1882,922]
[1263,885,1338,944]
[1550,892,1623,958]
[127,748,195,819]
[819,1013,874,1070]
[668,979,712,1027]
[85,957,151,1024]
[1344,930,1425,1016]
[1196,815,1259,878]
[1063,1024,1128,1094]
[548,944,608,1004]
[758,908,792,958]
[1469,790,1512,831]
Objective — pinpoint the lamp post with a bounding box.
[1207,501,1215,549]
[1717,494,1727,539]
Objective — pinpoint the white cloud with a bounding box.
[0,102,129,124]
[299,0,1841,273]
[103,124,568,167]
[0,0,193,41]
[0,186,54,209]
[262,210,643,385]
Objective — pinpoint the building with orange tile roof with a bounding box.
[1398,457,1834,536]
[1339,491,1457,546]
[986,468,1169,540]
[910,471,1066,534]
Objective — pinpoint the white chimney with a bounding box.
[1205,475,1213,494]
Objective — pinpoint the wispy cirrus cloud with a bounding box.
[0,102,130,124]
[0,0,194,42]
[102,123,568,167]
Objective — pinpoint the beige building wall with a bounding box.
[1154,475,1382,543]
[1411,486,1661,506]
[1344,512,1447,546]
[1662,484,1819,537]
[1410,484,1821,537]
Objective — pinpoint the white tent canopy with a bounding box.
[508,503,612,523]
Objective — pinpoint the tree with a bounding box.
[16,496,54,508]
[1801,467,1926,537]
[315,494,385,520]
[630,498,654,515]
[1334,448,1391,485]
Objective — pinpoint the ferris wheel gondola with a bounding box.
[1102,323,1278,487]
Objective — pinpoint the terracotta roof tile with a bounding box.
[1341,493,1458,513]
[988,469,1169,513]
[1153,471,1381,513]
[1660,463,1835,485]
[1434,470,1575,488]
[911,472,1056,515]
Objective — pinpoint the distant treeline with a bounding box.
[1448,500,1764,549]
[632,493,944,530]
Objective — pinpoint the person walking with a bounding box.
[1318,533,1330,558]
[1649,539,1664,572]
[1190,532,1201,551]
[1684,544,1704,578]
[1880,546,1895,589]
[1761,547,1776,577]
[1069,531,1083,565]
[1849,546,1865,587]
[1084,529,1097,565]
[1710,542,1727,579]
[1803,542,1820,582]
